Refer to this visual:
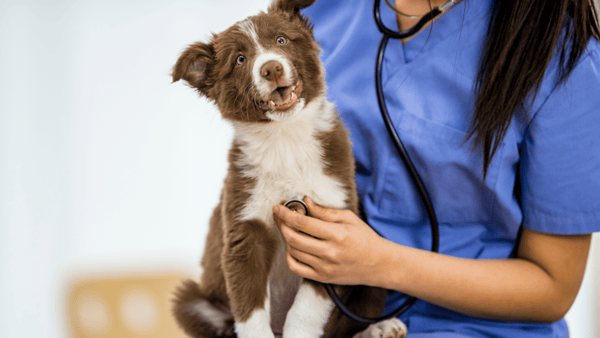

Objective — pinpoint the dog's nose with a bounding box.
[260,60,283,81]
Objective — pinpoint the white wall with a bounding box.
[567,234,600,338]
[0,0,270,337]
[0,1,598,338]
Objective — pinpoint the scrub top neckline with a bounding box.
[379,0,491,64]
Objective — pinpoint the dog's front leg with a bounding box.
[283,280,335,338]
[222,218,279,338]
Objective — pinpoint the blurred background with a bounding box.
[0,0,598,337]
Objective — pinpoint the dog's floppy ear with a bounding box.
[172,41,215,96]
[268,0,316,15]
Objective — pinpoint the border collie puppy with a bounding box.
[171,0,407,337]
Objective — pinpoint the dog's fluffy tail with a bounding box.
[172,279,236,338]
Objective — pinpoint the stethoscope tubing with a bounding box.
[374,4,440,256]
[324,0,442,325]
[374,0,443,38]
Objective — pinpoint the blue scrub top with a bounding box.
[303,0,600,337]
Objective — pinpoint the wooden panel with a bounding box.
[68,273,190,338]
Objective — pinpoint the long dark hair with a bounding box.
[469,0,600,176]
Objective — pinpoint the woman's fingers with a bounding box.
[278,215,328,255]
[287,245,321,267]
[273,204,332,240]
[273,197,384,285]
[303,196,349,223]
[285,250,319,279]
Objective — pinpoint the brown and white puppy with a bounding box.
[171,0,406,337]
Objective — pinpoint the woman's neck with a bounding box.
[393,0,457,41]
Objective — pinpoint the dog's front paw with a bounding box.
[352,318,407,338]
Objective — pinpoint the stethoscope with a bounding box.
[286,0,457,325]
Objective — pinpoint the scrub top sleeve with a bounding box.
[520,47,600,235]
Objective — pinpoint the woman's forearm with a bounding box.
[273,199,591,323]
[370,231,590,322]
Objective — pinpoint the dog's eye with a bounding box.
[236,55,246,65]
[276,36,288,45]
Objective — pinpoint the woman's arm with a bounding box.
[272,196,592,322]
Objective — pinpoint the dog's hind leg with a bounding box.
[352,318,407,338]
[321,285,389,338]
[282,279,335,338]
[222,218,279,338]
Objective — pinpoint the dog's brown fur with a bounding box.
[171,0,387,337]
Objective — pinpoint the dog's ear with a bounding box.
[172,41,215,96]
[268,0,316,15]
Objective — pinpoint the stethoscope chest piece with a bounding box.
[284,200,308,216]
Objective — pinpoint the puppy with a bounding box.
[171,0,406,337]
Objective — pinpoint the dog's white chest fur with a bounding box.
[234,95,348,226]
[233,95,347,334]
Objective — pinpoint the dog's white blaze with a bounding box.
[238,19,264,53]
[235,288,274,338]
[252,52,295,98]
[234,95,347,225]
[238,19,295,98]
[282,282,335,338]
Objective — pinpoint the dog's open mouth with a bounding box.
[266,80,303,111]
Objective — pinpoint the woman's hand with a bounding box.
[272,196,388,286]
[273,196,592,322]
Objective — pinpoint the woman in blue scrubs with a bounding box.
[273,0,600,337]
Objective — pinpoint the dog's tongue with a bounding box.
[269,86,292,104]
[265,81,302,111]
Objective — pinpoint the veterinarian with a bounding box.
[272,0,600,336]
